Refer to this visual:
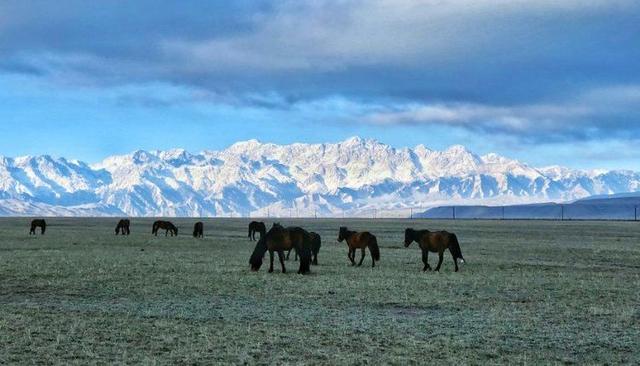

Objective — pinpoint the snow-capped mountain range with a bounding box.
[1,137,639,217]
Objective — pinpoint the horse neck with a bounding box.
[343,230,356,242]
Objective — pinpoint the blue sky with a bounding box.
[0,1,639,169]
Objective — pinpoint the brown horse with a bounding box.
[249,223,312,274]
[337,227,380,268]
[404,228,465,272]
[248,221,266,241]
[29,219,46,235]
[115,219,130,235]
[193,222,204,238]
[287,231,322,265]
[152,220,178,236]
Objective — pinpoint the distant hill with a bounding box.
[419,193,640,220]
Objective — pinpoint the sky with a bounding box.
[0,0,639,169]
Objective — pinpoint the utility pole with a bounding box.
[453,206,456,220]
[410,207,413,219]
[635,205,637,221]
[502,206,505,220]
[314,209,317,219]
[560,205,564,221]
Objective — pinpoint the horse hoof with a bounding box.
[268,269,273,273]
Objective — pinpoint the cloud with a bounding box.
[361,85,640,142]
[0,0,639,146]
[1,1,638,102]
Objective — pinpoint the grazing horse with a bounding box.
[29,219,46,235]
[193,222,204,238]
[249,223,312,274]
[287,231,322,265]
[248,221,266,241]
[152,220,178,237]
[337,227,380,268]
[115,219,130,235]
[404,228,465,272]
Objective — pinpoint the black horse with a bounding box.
[115,219,130,235]
[287,231,321,265]
[249,223,312,274]
[152,220,178,236]
[248,221,266,241]
[193,222,204,238]
[29,219,46,235]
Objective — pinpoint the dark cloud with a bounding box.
[1,0,639,142]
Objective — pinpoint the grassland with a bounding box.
[0,218,639,364]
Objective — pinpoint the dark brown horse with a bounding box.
[193,222,204,238]
[404,228,465,272]
[337,227,380,268]
[29,219,46,235]
[287,231,322,265]
[249,223,312,274]
[152,220,178,236]
[248,221,266,241]
[115,219,130,235]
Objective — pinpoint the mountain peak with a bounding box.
[1,139,639,217]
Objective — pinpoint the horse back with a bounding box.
[421,231,454,252]
[350,231,374,249]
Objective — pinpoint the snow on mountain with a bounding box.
[1,137,639,217]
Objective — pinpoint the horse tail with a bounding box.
[449,234,465,263]
[249,236,268,271]
[368,235,380,261]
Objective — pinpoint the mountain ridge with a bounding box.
[1,137,639,217]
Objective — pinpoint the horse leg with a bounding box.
[422,250,431,271]
[435,251,444,272]
[278,250,286,274]
[348,248,355,265]
[294,248,298,261]
[313,252,318,265]
[357,248,366,266]
[268,250,275,273]
[450,248,459,272]
[286,249,291,260]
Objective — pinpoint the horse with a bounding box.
[287,231,322,265]
[152,220,178,237]
[193,222,204,238]
[248,221,266,241]
[115,219,130,235]
[404,228,465,272]
[249,223,312,274]
[337,227,380,268]
[29,219,46,235]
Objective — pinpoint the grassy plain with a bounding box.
[0,218,639,364]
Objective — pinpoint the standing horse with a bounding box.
[115,219,130,235]
[337,227,380,268]
[249,223,312,274]
[152,220,178,236]
[29,219,46,235]
[404,228,465,272]
[287,231,322,265]
[248,221,266,241]
[193,222,204,238]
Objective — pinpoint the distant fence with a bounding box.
[241,204,640,221]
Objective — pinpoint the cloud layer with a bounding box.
[1,0,639,145]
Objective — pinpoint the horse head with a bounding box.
[404,228,415,247]
[337,226,348,242]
